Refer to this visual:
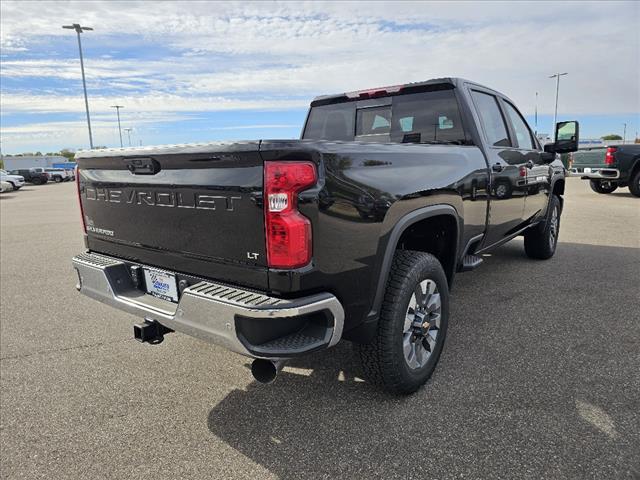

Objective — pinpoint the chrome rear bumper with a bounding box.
[72,252,344,358]
[570,168,620,180]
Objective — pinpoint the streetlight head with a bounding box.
[62,24,92,33]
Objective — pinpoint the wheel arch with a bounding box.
[550,175,566,211]
[360,205,461,340]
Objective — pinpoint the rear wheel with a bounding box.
[357,250,449,395]
[629,170,640,198]
[494,180,512,199]
[524,195,561,260]
[54,176,62,183]
[32,178,42,185]
[589,180,617,194]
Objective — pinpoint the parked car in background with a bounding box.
[1,180,14,193]
[0,169,25,190]
[45,168,71,182]
[573,145,640,196]
[9,168,49,185]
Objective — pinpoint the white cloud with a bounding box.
[0,92,308,114]
[0,0,638,152]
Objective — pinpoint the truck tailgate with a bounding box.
[75,142,268,289]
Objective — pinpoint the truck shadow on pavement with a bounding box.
[610,190,636,199]
[207,240,640,479]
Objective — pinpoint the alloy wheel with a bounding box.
[402,279,442,369]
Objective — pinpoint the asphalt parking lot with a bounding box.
[1,178,638,479]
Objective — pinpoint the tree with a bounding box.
[601,134,622,140]
[60,149,76,160]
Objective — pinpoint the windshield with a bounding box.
[303,89,469,144]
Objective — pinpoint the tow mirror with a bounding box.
[545,121,579,154]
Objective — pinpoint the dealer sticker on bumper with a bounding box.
[143,268,179,302]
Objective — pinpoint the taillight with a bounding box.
[264,161,317,269]
[75,165,86,233]
[605,147,617,166]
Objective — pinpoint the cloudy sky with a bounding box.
[1,0,638,153]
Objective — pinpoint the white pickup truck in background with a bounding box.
[44,168,72,182]
[0,169,26,191]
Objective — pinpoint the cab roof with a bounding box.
[310,77,496,106]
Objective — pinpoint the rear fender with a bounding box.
[350,204,461,343]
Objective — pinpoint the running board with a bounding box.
[459,254,483,272]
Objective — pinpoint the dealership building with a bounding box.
[1,155,76,171]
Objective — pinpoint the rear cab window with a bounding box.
[303,88,469,145]
[303,103,355,141]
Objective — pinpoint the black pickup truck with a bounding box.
[9,167,50,185]
[72,78,578,394]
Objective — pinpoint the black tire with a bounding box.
[628,170,640,198]
[494,179,512,199]
[589,180,617,194]
[54,176,62,183]
[357,250,449,395]
[524,195,561,260]
[32,178,42,185]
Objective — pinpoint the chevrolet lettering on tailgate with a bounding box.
[84,187,241,211]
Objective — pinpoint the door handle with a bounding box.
[491,163,504,173]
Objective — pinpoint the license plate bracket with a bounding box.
[143,268,179,303]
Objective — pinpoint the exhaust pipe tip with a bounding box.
[251,359,284,384]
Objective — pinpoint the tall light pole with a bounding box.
[534,91,538,135]
[549,72,568,140]
[111,105,124,147]
[124,128,132,147]
[622,123,627,144]
[62,23,94,149]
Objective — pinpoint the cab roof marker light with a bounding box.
[345,84,405,99]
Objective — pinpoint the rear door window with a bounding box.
[470,91,511,147]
